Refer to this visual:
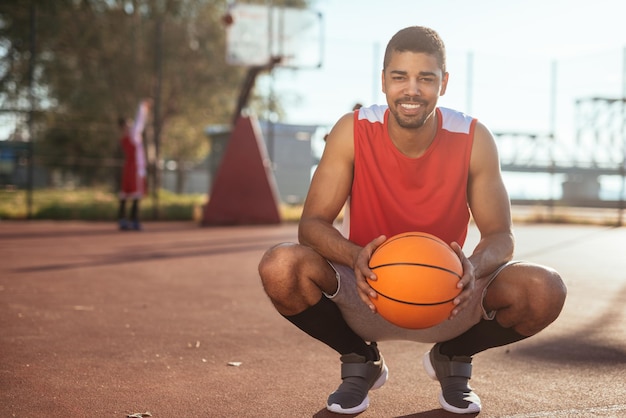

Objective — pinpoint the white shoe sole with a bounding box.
[326,363,389,414]
[422,350,481,414]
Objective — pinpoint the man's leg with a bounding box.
[118,199,129,230]
[258,243,387,414]
[424,262,567,414]
[130,199,141,230]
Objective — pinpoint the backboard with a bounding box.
[224,3,323,69]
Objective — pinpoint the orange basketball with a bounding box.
[367,232,463,329]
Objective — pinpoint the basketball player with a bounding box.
[117,99,150,231]
[258,26,566,415]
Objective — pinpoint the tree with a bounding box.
[0,0,239,188]
[0,0,310,193]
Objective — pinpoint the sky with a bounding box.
[258,0,626,139]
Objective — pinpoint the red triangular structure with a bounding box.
[202,115,281,225]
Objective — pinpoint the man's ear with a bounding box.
[381,69,386,94]
[439,72,449,96]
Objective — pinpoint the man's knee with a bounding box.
[513,265,566,335]
[489,263,566,334]
[529,266,567,321]
[258,242,299,290]
[258,243,332,315]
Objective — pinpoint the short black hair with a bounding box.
[383,26,446,73]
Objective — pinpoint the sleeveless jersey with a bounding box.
[348,105,476,247]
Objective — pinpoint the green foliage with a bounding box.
[0,0,314,194]
[0,0,244,184]
[0,188,305,222]
[0,188,206,221]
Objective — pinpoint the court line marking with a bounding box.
[502,404,626,417]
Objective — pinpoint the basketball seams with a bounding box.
[372,289,457,306]
[370,262,462,279]
[382,232,449,247]
[372,232,457,261]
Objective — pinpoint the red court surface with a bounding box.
[1,221,625,417]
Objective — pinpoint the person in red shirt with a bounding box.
[117,99,150,230]
[258,26,566,415]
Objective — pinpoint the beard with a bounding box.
[388,100,433,129]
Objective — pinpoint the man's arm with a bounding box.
[466,122,514,279]
[298,113,362,268]
[131,99,152,145]
[299,112,388,311]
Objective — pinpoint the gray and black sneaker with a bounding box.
[326,345,388,414]
[423,343,481,414]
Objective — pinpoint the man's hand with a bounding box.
[141,98,153,110]
[353,235,387,312]
[449,242,476,319]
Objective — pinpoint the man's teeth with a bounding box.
[401,103,421,109]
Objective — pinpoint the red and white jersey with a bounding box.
[119,102,149,198]
[347,105,476,247]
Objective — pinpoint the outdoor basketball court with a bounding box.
[1,220,624,417]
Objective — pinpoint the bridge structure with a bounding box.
[495,96,626,215]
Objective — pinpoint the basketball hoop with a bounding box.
[224,3,323,69]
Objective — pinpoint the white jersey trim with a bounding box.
[357,104,387,123]
[439,107,473,134]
